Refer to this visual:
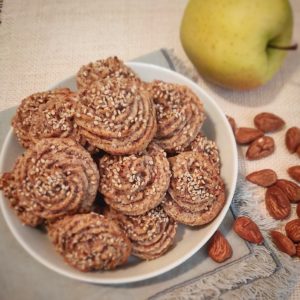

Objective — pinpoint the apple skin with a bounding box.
[180,0,293,90]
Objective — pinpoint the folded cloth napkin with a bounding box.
[0,49,299,300]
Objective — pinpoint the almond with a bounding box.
[297,203,300,218]
[285,219,300,242]
[270,230,296,256]
[246,136,275,160]
[207,230,232,263]
[254,112,285,133]
[246,169,277,187]
[233,216,263,244]
[235,127,264,145]
[297,146,300,158]
[296,244,300,258]
[285,127,300,153]
[265,186,291,220]
[275,179,300,203]
[226,115,237,133]
[288,166,300,183]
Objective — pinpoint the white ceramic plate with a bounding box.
[0,62,238,284]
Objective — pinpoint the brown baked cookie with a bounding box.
[105,205,177,260]
[76,56,139,90]
[163,151,225,226]
[0,138,99,226]
[179,133,221,172]
[149,80,205,153]
[99,143,170,215]
[12,88,77,148]
[0,158,43,227]
[75,78,157,155]
[29,95,79,142]
[47,213,132,271]
[12,88,99,153]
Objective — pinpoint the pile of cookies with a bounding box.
[0,57,225,272]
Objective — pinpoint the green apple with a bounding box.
[180,0,295,90]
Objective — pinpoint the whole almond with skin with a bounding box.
[254,112,285,133]
[285,127,300,153]
[270,230,296,256]
[285,219,300,242]
[233,216,263,244]
[275,179,300,203]
[226,115,237,134]
[288,166,300,183]
[235,127,264,144]
[246,169,277,187]
[207,230,233,263]
[265,186,291,220]
[246,136,275,160]
[297,146,300,158]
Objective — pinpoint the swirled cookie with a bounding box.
[76,56,139,90]
[149,80,206,153]
[0,138,99,225]
[0,159,43,227]
[75,78,157,155]
[163,151,225,226]
[12,88,77,148]
[99,143,170,215]
[105,205,177,260]
[48,213,132,271]
[179,133,221,172]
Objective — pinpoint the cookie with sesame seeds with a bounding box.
[0,159,43,227]
[75,78,157,155]
[163,151,225,226]
[149,80,206,154]
[29,94,79,142]
[12,88,78,148]
[105,205,177,260]
[99,143,170,216]
[76,56,139,90]
[0,138,99,225]
[47,213,132,271]
[179,133,221,172]
[27,95,99,154]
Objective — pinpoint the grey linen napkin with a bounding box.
[0,50,298,300]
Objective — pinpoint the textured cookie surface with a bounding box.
[0,138,99,225]
[99,143,170,215]
[12,88,77,148]
[105,205,177,260]
[180,133,221,172]
[163,151,225,226]
[75,78,157,155]
[149,80,205,153]
[48,213,132,271]
[76,56,138,90]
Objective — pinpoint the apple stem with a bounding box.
[268,43,298,51]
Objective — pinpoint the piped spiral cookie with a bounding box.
[105,205,177,260]
[48,213,132,271]
[0,138,99,225]
[149,80,206,153]
[12,88,77,148]
[99,143,170,215]
[0,159,43,227]
[180,133,221,172]
[163,151,225,226]
[75,78,157,155]
[76,56,139,90]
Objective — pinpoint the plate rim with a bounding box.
[0,62,238,284]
